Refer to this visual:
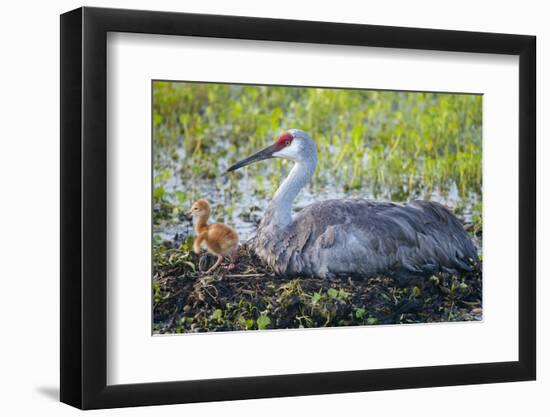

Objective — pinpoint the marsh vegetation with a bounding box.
[152,81,483,333]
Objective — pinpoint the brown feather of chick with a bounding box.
[186,199,239,272]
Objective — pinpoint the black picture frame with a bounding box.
[60,6,536,410]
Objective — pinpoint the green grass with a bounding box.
[153,81,482,239]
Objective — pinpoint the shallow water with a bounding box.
[153,152,482,253]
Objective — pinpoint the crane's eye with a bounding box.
[285,140,291,146]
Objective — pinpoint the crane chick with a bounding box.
[185,199,239,274]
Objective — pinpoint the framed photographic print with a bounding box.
[60,6,536,410]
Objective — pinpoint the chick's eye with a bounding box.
[285,140,291,146]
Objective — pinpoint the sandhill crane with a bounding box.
[226,129,478,282]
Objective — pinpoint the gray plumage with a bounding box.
[227,129,479,281]
[252,199,478,280]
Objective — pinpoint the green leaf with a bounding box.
[367,317,378,325]
[153,112,162,127]
[179,113,190,126]
[153,186,165,200]
[211,309,223,321]
[257,314,271,330]
[355,308,366,320]
[311,292,321,304]
[327,288,338,299]
[160,168,171,181]
[338,288,349,299]
[175,191,187,203]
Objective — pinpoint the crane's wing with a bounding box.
[282,199,478,278]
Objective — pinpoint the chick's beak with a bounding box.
[184,208,193,220]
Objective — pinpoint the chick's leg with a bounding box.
[225,250,238,271]
[206,254,224,274]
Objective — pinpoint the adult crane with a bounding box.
[226,129,478,282]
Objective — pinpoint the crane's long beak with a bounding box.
[226,143,279,173]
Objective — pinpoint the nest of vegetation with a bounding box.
[153,241,482,334]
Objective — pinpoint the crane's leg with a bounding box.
[205,254,224,274]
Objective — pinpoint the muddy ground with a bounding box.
[153,242,482,334]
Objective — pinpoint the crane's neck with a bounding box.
[266,158,316,227]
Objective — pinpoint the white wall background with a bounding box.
[0,0,546,415]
